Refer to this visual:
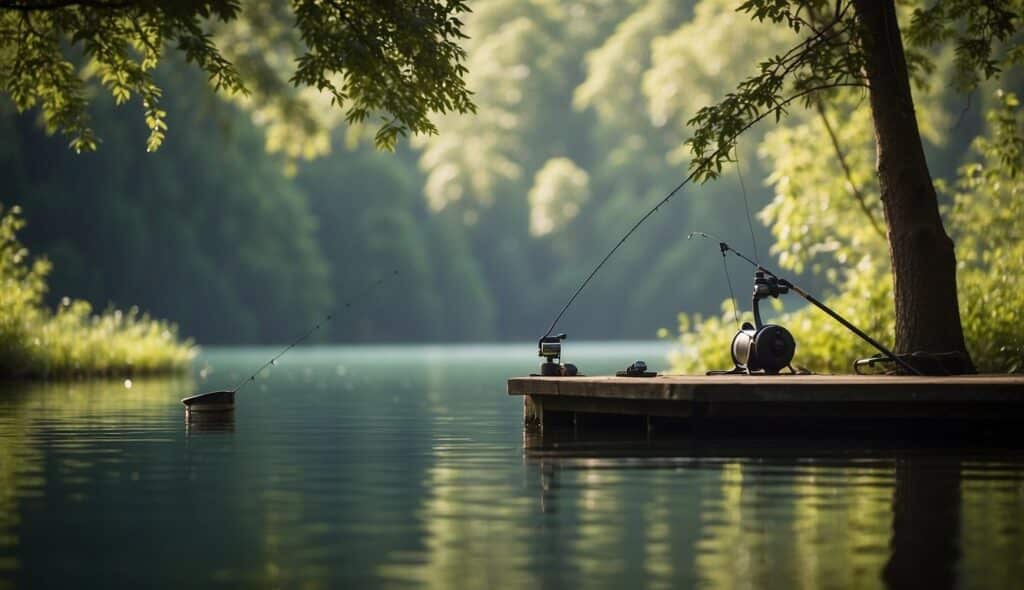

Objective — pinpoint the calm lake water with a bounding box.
[1,342,1022,589]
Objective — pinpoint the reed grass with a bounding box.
[1,205,195,379]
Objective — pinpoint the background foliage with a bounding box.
[2,0,1023,375]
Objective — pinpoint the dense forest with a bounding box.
[1,0,1019,351]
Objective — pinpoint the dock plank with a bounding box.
[508,374,1024,428]
[508,374,1024,402]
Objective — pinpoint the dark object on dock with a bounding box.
[616,360,656,377]
[537,333,567,376]
[536,333,581,376]
[508,374,1024,432]
[181,390,235,413]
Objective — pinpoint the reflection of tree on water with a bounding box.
[524,428,1024,589]
[885,453,1024,590]
[883,457,961,589]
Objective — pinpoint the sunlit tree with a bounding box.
[662,0,1024,372]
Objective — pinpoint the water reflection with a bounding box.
[959,458,1024,587]
[525,427,1024,589]
[1,345,1022,589]
[185,409,235,434]
[0,377,193,588]
[883,458,960,590]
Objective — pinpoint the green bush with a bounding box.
[0,204,195,379]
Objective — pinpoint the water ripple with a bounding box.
[1,348,1023,588]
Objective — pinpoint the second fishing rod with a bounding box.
[182,270,399,410]
[688,232,920,376]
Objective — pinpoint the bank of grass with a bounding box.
[1,205,195,379]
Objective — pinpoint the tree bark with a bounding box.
[852,0,974,373]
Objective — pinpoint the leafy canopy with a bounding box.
[686,0,1024,182]
[0,0,474,152]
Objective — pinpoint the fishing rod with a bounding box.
[537,78,856,355]
[534,155,717,375]
[688,232,921,376]
[533,130,765,375]
[233,270,398,393]
[532,83,918,375]
[182,271,398,409]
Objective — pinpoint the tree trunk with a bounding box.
[852,0,974,373]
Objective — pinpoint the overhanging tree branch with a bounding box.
[0,0,131,11]
[688,2,864,180]
[814,99,886,239]
[0,0,474,153]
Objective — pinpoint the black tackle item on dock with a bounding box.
[538,333,567,376]
[616,360,657,377]
[533,334,583,376]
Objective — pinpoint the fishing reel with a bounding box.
[713,271,796,375]
[538,333,577,376]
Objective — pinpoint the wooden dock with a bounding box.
[507,374,1024,432]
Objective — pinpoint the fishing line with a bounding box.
[688,231,740,326]
[540,173,699,338]
[232,270,398,394]
[539,75,861,337]
[734,143,760,265]
[721,247,741,326]
[539,147,749,337]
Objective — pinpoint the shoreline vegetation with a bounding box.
[1,205,195,379]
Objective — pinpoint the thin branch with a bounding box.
[951,90,974,130]
[128,16,160,58]
[0,0,131,11]
[774,0,854,70]
[815,99,886,240]
[18,8,44,38]
[704,81,869,176]
[759,16,856,116]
